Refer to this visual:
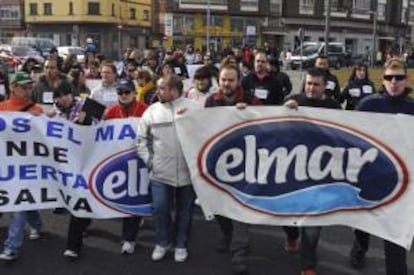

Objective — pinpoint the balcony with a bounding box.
[178,0,228,10]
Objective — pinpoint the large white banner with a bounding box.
[0,112,151,219]
[175,106,414,249]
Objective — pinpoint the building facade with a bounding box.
[154,0,265,52]
[263,0,413,55]
[24,0,152,58]
[0,0,26,44]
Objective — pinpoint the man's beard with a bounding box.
[222,88,234,96]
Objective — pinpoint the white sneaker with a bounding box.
[174,248,188,262]
[29,228,40,240]
[121,241,136,254]
[63,249,79,259]
[151,245,170,261]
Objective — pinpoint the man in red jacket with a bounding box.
[104,78,147,254]
[105,78,147,119]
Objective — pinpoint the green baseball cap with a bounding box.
[11,72,34,85]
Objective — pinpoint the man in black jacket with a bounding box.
[314,55,341,102]
[241,51,284,105]
[285,68,341,275]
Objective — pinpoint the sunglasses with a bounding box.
[383,74,406,81]
[117,90,132,95]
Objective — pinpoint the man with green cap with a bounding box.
[0,71,43,261]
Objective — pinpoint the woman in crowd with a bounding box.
[68,68,91,97]
[340,62,376,110]
[136,69,156,105]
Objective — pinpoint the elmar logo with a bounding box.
[198,117,408,217]
[89,149,152,216]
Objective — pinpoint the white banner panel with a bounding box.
[175,106,414,249]
[0,112,151,219]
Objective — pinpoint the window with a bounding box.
[179,0,227,5]
[377,3,386,19]
[0,6,20,19]
[353,0,371,11]
[29,3,38,16]
[270,0,282,16]
[328,44,344,53]
[130,8,136,19]
[112,4,115,16]
[88,2,100,15]
[69,2,74,15]
[173,15,194,34]
[203,15,223,27]
[44,3,52,15]
[299,0,315,15]
[240,0,259,11]
[231,17,244,33]
[143,10,149,21]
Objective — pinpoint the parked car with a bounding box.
[57,46,85,64]
[11,36,55,58]
[0,44,44,72]
[290,42,350,70]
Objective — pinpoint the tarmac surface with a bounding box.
[0,208,413,275]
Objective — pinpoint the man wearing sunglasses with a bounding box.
[350,58,413,275]
[104,78,147,255]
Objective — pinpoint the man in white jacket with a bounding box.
[137,74,200,263]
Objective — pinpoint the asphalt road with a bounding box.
[0,207,413,275]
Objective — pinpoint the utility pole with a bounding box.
[324,0,331,55]
[206,0,211,54]
[372,10,377,67]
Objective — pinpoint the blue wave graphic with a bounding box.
[226,183,376,214]
[108,203,152,215]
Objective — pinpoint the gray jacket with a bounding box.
[137,97,200,187]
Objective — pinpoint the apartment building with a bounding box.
[154,0,266,51]
[24,0,152,58]
[263,0,413,55]
[0,0,26,44]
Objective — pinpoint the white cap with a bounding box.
[86,38,93,43]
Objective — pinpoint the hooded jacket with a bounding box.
[137,97,200,187]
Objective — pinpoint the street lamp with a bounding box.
[366,10,377,67]
[206,0,211,54]
[324,0,331,55]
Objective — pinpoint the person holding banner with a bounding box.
[349,58,412,275]
[0,71,44,261]
[104,78,148,255]
[46,80,97,260]
[284,67,342,275]
[204,64,262,275]
[137,74,200,263]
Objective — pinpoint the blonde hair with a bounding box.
[384,58,407,74]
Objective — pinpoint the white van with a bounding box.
[11,37,56,57]
[290,42,349,70]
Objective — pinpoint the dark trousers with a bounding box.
[121,217,141,242]
[215,215,250,265]
[66,216,91,253]
[353,230,407,275]
[283,226,300,240]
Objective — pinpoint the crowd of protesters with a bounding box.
[0,38,412,275]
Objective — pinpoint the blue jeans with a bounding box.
[301,226,321,270]
[150,180,195,249]
[4,211,42,253]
